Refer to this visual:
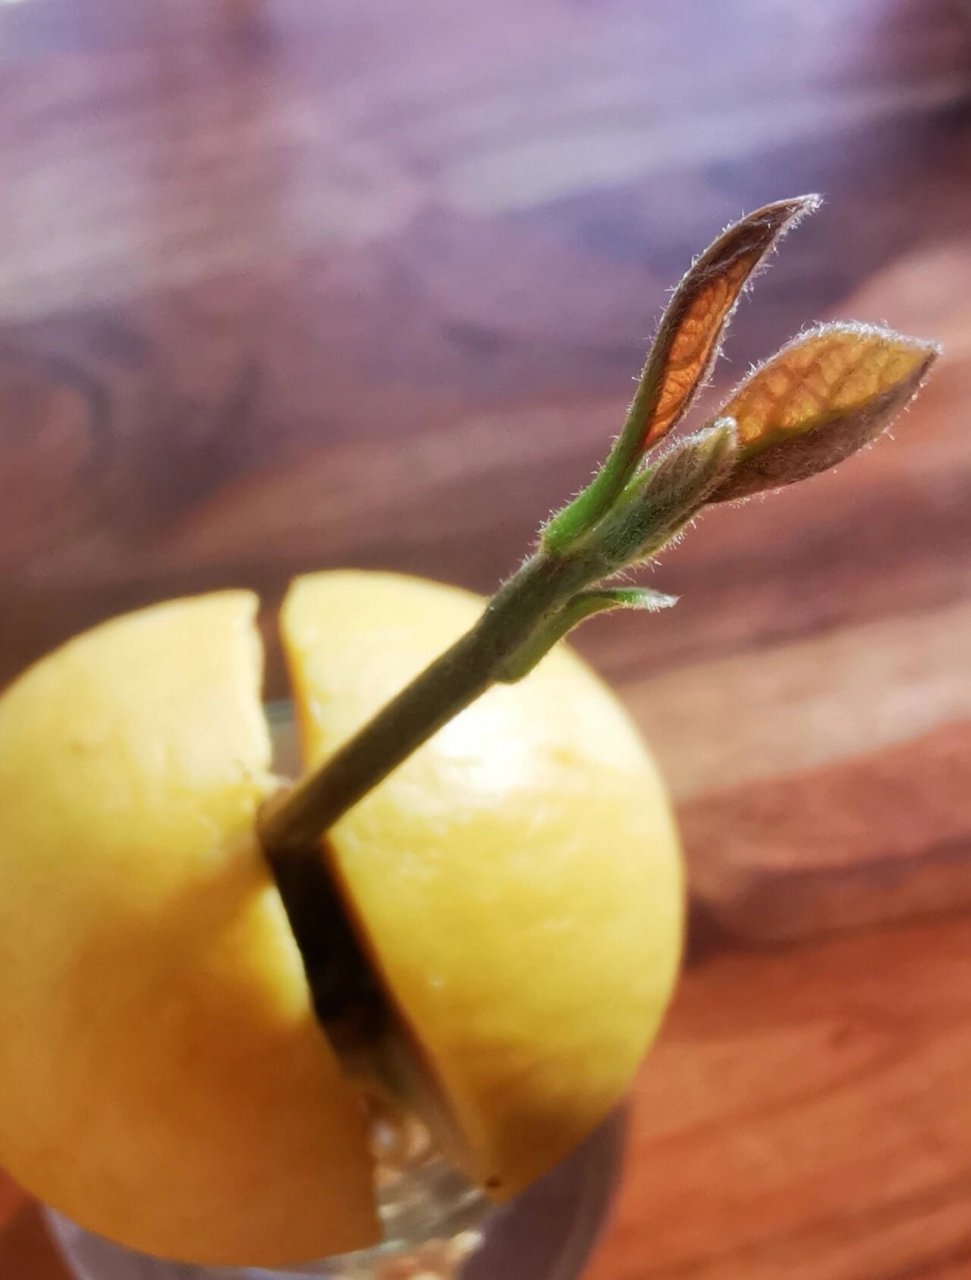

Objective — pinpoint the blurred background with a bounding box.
[2,0,971,1276]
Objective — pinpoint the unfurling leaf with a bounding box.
[542,195,820,552]
[709,323,939,502]
[573,586,680,613]
[597,419,738,566]
[633,194,820,452]
[497,586,679,682]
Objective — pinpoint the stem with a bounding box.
[259,550,594,856]
[259,425,735,861]
[541,378,658,553]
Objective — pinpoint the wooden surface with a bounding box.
[596,911,971,1280]
[1,0,971,1276]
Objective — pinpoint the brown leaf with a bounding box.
[635,194,821,450]
[542,195,818,553]
[710,323,939,502]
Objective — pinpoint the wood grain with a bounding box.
[1,0,970,1275]
[589,912,971,1280]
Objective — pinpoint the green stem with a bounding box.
[259,550,596,856]
[541,386,654,553]
[259,424,736,861]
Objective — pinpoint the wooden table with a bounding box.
[1,1,970,1276]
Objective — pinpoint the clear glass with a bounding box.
[44,706,627,1278]
[46,1110,625,1280]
